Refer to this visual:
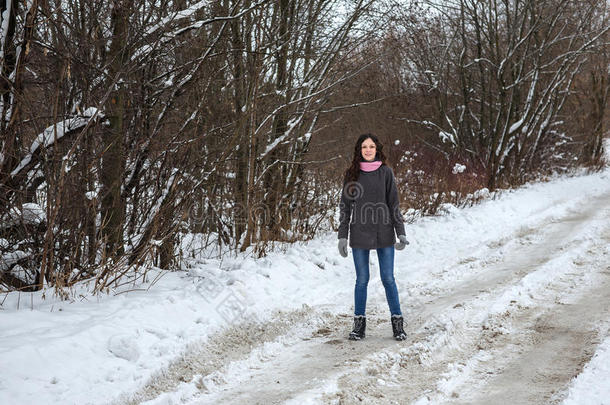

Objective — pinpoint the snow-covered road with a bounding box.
[131,184,610,405]
[2,153,609,405]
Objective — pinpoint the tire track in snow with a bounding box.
[118,306,336,404]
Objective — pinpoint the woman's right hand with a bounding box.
[338,238,348,257]
[395,234,410,250]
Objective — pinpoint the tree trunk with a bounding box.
[263,0,291,237]
[585,68,608,164]
[228,0,250,247]
[100,0,131,258]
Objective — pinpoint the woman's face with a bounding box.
[361,138,377,162]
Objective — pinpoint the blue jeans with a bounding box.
[352,246,402,316]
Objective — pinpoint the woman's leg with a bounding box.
[351,247,370,316]
[376,246,402,316]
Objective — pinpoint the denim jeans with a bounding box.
[352,246,402,316]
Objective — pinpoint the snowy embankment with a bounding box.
[1,145,609,404]
[563,336,610,404]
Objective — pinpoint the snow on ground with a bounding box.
[0,241,351,404]
[1,141,609,404]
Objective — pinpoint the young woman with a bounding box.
[338,134,409,341]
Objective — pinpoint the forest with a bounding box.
[1,0,608,293]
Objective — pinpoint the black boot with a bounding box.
[348,315,366,340]
[391,314,407,341]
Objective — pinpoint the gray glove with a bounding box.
[395,234,409,250]
[338,238,348,257]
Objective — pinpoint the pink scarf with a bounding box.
[359,161,382,172]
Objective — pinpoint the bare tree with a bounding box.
[0,0,385,291]
[397,0,609,189]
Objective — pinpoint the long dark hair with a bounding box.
[344,133,388,183]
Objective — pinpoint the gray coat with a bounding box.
[338,164,406,249]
